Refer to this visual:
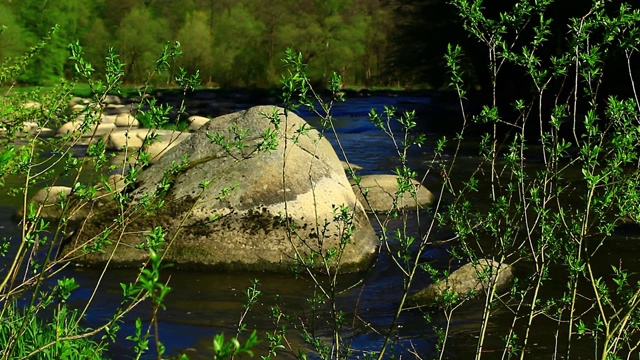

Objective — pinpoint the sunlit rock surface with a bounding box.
[61,106,379,272]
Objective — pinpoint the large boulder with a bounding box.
[103,129,190,150]
[409,259,514,306]
[61,106,379,272]
[351,174,435,212]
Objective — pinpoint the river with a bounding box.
[2,93,639,359]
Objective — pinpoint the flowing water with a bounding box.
[2,94,639,359]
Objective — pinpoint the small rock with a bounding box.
[105,104,133,115]
[114,113,139,127]
[24,101,41,109]
[20,181,124,223]
[188,115,210,131]
[70,104,86,113]
[109,151,138,169]
[103,115,117,124]
[31,186,72,205]
[103,94,122,105]
[18,121,55,137]
[351,174,435,212]
[104,129,145,150]
[70,102,100,114]
[56,120,83,135]
[410,259,514,306]
[20,186,77,222]
[22,121,38,133]
[341,161,364,172]
[619,214,638,224]
[68,97,90,108]
[97,174,127,194]
[57,120,116,138]
[103,129,191,163]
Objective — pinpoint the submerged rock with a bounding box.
[410,259,514,306]
[60,106,379,272]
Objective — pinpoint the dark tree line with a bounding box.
[1,0,635,91]
[389,0,638,94]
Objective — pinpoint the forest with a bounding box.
[0,0,425,88]
[1,0,631,93]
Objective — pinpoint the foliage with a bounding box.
[0,0,394,88]
[437,1,640,358]
[0,300,106,359]
[115,6,171,84]
[0,4,34,64]
[0,29,242,359]
[269,1,640,359]
[12,0,95,85]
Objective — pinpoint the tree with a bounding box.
[321,8,368,86]
[149,0,196,35]
[209,3,267,87]
[175,11,215,84]
[115,6,170,83]
[356,0,395,86]
[388,0,469,88]
[248,0,298,85]
[13,0,95,84]
[100,0,139,33]
[80,18,114,78]
[0,4,35,78]
[276,0,367,86]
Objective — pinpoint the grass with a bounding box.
[1,82,156,99]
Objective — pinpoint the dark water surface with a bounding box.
[2,95,639,359]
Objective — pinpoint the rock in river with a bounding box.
[410,258,514,306]
[60,106,379,272]
[351,174,435,212]
[25,186,74,222]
